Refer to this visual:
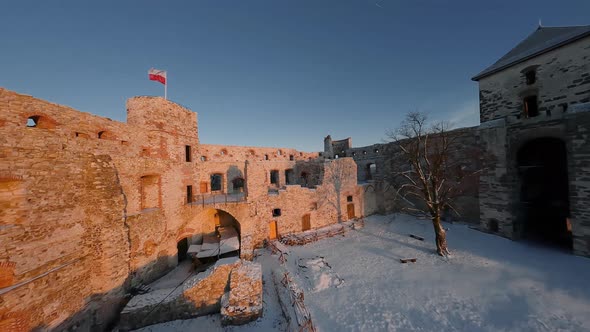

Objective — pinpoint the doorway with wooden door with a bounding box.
[347,203,355,219]
[200,181,209,193]
[269,220,278,240]
[302,214,311,231]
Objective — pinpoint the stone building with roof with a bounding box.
[473,25,590,256]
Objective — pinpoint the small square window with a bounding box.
[272,208,282,217]
[347,195,353,202]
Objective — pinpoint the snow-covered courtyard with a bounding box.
[134,214,590,331]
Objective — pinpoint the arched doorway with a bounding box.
[177,209,242,264]
[177,237,189,262]
[517,137,571,249]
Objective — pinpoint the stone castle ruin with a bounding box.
[1,23,589,331]
[0,89,361,330]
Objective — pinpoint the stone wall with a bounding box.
[220,261,263,325]
[0,145,128,330]
[119,258,241,331]
[476,34,590,257]
[478,36,590,123]
[325,127,481,222]
[0,87,363,328]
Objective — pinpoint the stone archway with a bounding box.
[176,208,242,263]
[517,137,571,249]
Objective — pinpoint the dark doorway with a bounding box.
[517,137,571,249]
[232,177,245,193]
[177,238,189,263]
[270,170,279,185]
[300,172,309,187]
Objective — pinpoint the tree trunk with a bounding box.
[432,214,450,256]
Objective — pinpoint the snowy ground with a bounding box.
[132,214,590,332]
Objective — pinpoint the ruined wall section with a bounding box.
[0,89,203,287]
[127,96,198,141]
[0,121,128,330]
[199,144,317,163]
[330,137,352,158]
[185,158,360,251]
[478,36,590,123]
[346,143,386,182]
[327,127,480,222]
[0,88,367,327]
[251,158,359,240]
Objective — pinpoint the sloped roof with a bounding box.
[472,25,590,81]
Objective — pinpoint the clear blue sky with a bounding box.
[1,1,589,151]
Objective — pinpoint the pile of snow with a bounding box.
[298,256,343,292]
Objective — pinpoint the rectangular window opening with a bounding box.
[186,185,193,204]
[285,169,294,185]
[211,174,222,191]
[272,208,282,217]
[184,145,192,162]
[270,170,279,185]
[185,145,192,162]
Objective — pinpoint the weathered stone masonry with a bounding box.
[0,88,361,330]
[474,26,590,257]
[323,128,482,223]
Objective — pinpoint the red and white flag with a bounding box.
[148,68,166,85]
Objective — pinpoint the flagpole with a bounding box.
[165,75,167,100]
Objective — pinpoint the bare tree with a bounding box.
[317,158,356,223]
[385,112,476,256]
